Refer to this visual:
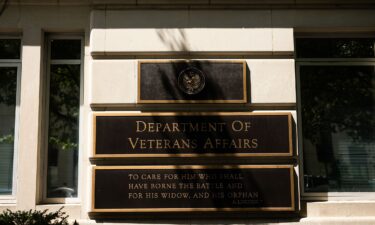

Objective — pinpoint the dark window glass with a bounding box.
[51,40,81,60]
[300,66,375,192]
[0,39,21,59]
[47,64,80,198]
[0,67,17,195]
[296,38,375,58]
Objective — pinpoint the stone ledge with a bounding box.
[298,217,375,225]
[8,0,375,8]
[75,217,375,225]
[304,201,375,217]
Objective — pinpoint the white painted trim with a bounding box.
[296,60,375,200]
[42,35,84,204]
[0,63,21,202]
[0,34,22,202]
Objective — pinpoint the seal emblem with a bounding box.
[178,67,206,95]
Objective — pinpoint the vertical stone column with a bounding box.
[16,27,42,210]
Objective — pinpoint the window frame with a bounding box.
[42,34,84,204]
[0,36,22,203]
[296,35,375,200]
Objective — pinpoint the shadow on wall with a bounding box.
[90,8,375,30]
[91,6,300,222]
[93,10,276,29]
[156,29,189,52]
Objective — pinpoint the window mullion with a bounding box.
[50,60,81,65]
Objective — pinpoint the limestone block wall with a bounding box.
[0,3,375,223]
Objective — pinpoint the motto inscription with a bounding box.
[92,166,294,212]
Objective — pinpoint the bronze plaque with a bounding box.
[93,113,293,158]
[92,165,295,212]
[138,61,247,103]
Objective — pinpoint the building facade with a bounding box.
[0,0,375,224]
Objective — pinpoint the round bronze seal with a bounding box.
[178,67,206,95]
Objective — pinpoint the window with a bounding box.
[0,38,21,196]
[296,37,375,195]
[45,36,82,199]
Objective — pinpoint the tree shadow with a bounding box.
[91,13,299,223]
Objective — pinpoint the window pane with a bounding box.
[0,67,17,195]
[51,40,81,60]
[301,66,375,192]
[47,64,80,198]
[0,39,21,59]
[296,38,375,58]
